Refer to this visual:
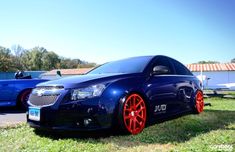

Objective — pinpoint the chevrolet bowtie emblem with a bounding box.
[37,89,45,96]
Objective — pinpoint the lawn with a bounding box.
[0,98,234,152]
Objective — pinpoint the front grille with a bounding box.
[35,86,64,90]
[29,94,59,106]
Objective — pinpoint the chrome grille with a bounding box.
[35,86,64,90]
[29,86,64,106]
[29,94,59,106]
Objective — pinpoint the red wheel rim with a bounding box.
[20,90,31,107]
[123,94,146,135]
[196,91,204,113]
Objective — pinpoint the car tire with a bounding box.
[118,93,147,135]
[18,89,32,110]
[193,90,204,114]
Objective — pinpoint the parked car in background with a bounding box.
[0,76,48,109]
[27,55,203,135]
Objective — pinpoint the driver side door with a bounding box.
[0,80,15,105]
[145,57,180,119]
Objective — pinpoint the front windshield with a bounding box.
[88,56,153,74]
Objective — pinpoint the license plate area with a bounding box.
[28,107,40,121]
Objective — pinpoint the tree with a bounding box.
[21,47,47,70]
[231,58,235,63]
[197,61,220,64]
[30,47,47,70]
[21,50,31,70]
[0,46,15,72]
[78,62,96,68]
[11,44,25,70]
[58,58,83,69]
[0,44,97,71]
[11,44,25,57]
[42,51,60,70]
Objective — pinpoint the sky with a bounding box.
[0,0,235,64]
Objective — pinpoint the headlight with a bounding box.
[71,84,106,100]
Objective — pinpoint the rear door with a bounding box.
[170,59,195,111]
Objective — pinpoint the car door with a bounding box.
[170,59,195,111]
[0,80,15,102]
[145,57,180,120]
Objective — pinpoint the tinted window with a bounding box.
[172,59,192,75]
[88,56,153,74]
[152,57,174,74]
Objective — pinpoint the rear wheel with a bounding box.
[194,91,204,113]
[121,94,147,135]
[18,89,32,110]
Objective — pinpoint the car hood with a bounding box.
[37,73,140,89]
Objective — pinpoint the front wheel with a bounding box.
[18,89,32,110]
[120,93,147,135]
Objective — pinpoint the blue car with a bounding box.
[27,55,204,135]
[0,78,48,109]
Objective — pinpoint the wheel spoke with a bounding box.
[133,95,136,105]
[124,115,132,120]
[136,114,144,119]
[198,96,202,101]
[137,107,145,114]
[135,100,143,109]
[133,119,136,131]
[125,108,131,112]
[132,98,135,108]
[135,119,141,126]
[130,119,134,130]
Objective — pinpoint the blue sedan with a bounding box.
[0,79,48,109]
[27,55,204,135]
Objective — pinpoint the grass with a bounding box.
[0,98,235,152]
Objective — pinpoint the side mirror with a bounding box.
[152,65,169,75]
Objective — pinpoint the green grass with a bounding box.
[0,98,235,152]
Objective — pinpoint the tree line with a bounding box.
[197,59,235,64]
[0,45,96,72]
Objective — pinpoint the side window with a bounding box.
[172,59,192,75]
[153,57,174,74]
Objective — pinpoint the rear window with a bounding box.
[172,59,193,75]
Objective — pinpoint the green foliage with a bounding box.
[0,98,234,152]
[231,58,235,63]
[0,45,96,71]
[11,45,25,71]
[42,51,60,70]
[59,58,82,69]
[197,60,220,64]
[78,62,97,68]
[25,47,45,70]
[0,46,15,72]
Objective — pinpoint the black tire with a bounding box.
[17,89,32,110]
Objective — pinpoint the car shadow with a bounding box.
[0,107,25,115]
[33,109,235,145]
[121,109,235,144]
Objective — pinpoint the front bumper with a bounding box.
[27,98,114,131]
